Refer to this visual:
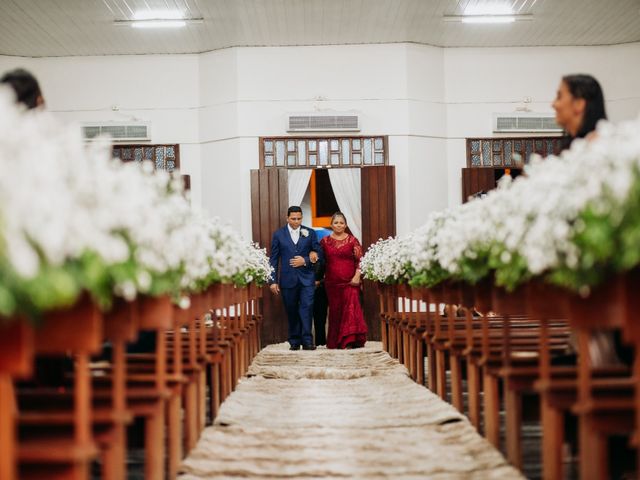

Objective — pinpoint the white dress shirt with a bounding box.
[288,224,300,244]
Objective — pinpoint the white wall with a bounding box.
[2,41,639,241]
[404,44,448,230]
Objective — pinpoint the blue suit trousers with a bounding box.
[281,283,315,347]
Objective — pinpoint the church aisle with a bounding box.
[179,343,522,479]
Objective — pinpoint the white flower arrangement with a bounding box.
[362,114,640,293]
[360,235,413,284]
[301,228,309,237]
[0,89,271,320]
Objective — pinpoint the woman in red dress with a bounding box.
[320,212,367,349]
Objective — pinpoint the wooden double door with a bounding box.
[251,166,396,346]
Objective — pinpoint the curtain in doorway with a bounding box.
[328,168,362,242]
[287,169,312,208]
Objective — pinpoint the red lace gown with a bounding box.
[320,234,368,349]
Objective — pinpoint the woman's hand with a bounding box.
[350,268,361,286]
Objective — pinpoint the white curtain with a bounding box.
[287,169,312,207]
[328,168,362,242]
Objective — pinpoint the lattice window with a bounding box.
[466,136,563,168]
[260,136,388,169]
[112,144,180,172]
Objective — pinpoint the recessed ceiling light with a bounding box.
[463,15,515,23]
[464,3,513,16]
[130,20,187,28]
[443,14,533,24]
[133,10,184,20]
[113,10,203,29]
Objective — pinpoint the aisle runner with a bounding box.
[180,342,522,479]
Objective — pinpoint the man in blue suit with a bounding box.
[269,206,321,350]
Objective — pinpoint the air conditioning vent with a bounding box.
[287,114,359,132]
[82,122,151,142]
[493,113,562,133]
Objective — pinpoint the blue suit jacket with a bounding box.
[269,225,321,288]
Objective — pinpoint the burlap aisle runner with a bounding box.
[180,342,523,479]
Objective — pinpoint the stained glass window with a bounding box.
[112,144,180,172]
[276,141,285,166]
[363,139,373,165]
[260,137,388,168]
[504,141,512,166]
[297,141,306,166]
[319,141,328,165]
[466,136,562,168]
[341,139,350,165]
[482,141,492,166]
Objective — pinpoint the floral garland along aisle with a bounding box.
[0,89,272,323]
[361,115,640,296]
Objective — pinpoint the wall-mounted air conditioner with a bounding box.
[82,122,151,142]
[492,113,562,133]
[287,113,360,132]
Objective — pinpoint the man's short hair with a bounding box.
[287,206,302,216]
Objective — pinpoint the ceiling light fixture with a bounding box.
[133,10,184,20]
[113,10,203,28]
[443,14,533,24]
[130,20,187,28]
[114,18,203,28]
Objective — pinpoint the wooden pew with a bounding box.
[113,295,174,480]
[621,269,640,475]
[105,295,185,479]
[566,278,635,480]
[379,276,639,478]
[16,297,139,480]
[17,295,103,480]
[0,320,34,480]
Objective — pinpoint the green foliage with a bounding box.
[409,264,448,288]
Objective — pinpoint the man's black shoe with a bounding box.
[289,345,300,351]
[302,344,317,351]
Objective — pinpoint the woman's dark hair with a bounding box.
[562,74,607,139]
[0,68,43,109]
[331,212,347,225]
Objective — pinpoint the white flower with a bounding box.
[301,228,309,237]
[0,90,273,314]
[362,113,640,290]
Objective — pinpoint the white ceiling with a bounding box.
[0,0,639,57]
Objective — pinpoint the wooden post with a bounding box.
[483,368,500,448]
[504,379,522,468]
[541,396,564,480]
[467,358,481,429]
[0,375,17,480]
